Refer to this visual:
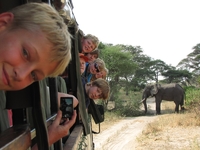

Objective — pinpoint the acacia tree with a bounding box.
[130,54,153,90]
[177,43,200,85]
[100,44,138,101]
[177,43,200,73]
[148,59,170,83]
[119,45,153,91]
[162,68,193,85]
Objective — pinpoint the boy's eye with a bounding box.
[22,49,29,59]
[31,71,37,81]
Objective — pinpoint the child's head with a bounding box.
[90,78,110,100]
[89,58,105,74]
[79,54,88,74]
[7,3,71,76]
[85,49,100,63]
[95,67,108,80]
[0,3,71,90]
[81,34,99,53]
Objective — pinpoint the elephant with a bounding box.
[141,83,185,114]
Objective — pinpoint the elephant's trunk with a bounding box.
[141,94,148,114]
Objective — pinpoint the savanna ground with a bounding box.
[92,98,200,150]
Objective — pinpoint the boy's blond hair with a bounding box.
[8,3,71,77]
[93,58,105,72]
[91,78,110,100]
[84,34,99,51]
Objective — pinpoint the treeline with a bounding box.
[98,42,200,101]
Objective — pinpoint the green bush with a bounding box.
[185,87,200,106]
[183,86,196,92]
[111,91,143,117]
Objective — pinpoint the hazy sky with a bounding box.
[72,0,200,67]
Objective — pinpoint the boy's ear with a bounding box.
[0,12,14,31]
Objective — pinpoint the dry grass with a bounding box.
[145,101,200,130]
[136,101,200,150]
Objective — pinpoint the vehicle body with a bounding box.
[0,0,104,149]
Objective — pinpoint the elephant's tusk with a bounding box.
[140,98,145,103]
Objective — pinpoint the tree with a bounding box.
[148,59,170,83]
[100,44,138,100]
[177,43,200,86]
[118,45,154,90]
[177,43,200,74]
[162,68,193,85]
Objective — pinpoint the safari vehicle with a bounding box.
[0,0,104,149]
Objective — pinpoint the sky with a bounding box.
[72,0,200,67]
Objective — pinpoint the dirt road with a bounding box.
[93,98,200,150]
[93,98,157,150]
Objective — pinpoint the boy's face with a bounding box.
[82,38,95,53]
[95,70,106,79]
[89,62,100,74]
[86,53,98,63]
[87,85,102,100]
[0,28,58,91]
[80,58,86,74]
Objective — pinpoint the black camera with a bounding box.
[60,97,73,119]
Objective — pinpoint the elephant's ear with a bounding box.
[150,84,158,96]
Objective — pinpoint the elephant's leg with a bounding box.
[155,98,161,115]
[142,100,148,114]
[174,101,179,113]
[180,96,185,111]
[180,101,185,113]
